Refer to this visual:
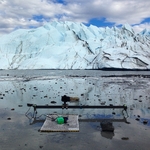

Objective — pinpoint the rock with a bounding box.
[121,137,129,140]
[136,118,140,121]
[143,120,148,125]
[51,101,57,104]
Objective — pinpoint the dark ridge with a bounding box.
[101,74,150,78]
[1,68,150,71]
[34,68,150,71]
[99,67,150,71]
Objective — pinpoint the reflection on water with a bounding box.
[101,131,115,139]
[0,70,150,149]
[0,71,150,118]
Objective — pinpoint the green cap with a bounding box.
[56,116,64,124]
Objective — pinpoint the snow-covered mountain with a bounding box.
[0,21,150,69]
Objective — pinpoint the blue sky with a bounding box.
[0,0,150,35]
[86,18,115,27]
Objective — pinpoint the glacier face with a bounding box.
[0,21,150,69]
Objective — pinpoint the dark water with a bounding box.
[0,69,150,77]
[0,70,150,150]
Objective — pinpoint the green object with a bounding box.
[56,116,64,124]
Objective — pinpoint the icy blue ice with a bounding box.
[0,21,150,69]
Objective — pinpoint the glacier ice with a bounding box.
[0,21,150,69]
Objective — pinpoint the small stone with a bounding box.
[121,137,129,140]
[39,146,43,149]
[51,101,56,104]
[112,112,116,115]
[143,120,148,125]
[101,102,106,105]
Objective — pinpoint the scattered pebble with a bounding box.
[7,117,11,120]
[136,118,140,121]
[39,146,43,149]
[112,112,116,115]
[143,120,148,125]
[51,101,56,104]
[121,137,129,140]
[101,102,106,105]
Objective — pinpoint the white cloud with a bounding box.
[133,23,150,33]
[0,0,150,35]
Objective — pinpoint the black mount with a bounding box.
[27,95,128,118]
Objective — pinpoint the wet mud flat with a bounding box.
[0,70,150,150]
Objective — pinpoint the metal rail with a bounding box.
[26,96,128,121]
[27,103,127,109]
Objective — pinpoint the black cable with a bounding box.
[25,107,34,120]
[25,106,31,116]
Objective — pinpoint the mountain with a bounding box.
[0,21,150,69]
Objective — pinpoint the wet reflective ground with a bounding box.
[0,70,150,150]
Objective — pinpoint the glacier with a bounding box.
[0,21,150,69]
